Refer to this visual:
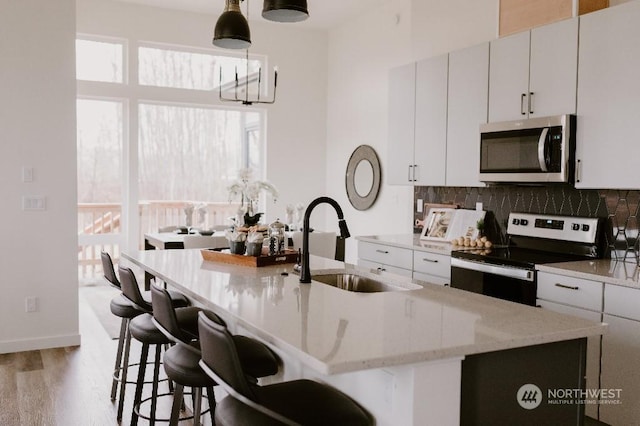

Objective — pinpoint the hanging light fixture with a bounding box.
[213,0,251,49]
[217,0,278,105]
[219,50,278,105]
[262,0,309,23]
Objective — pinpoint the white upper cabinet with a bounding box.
[387,55,448,186]
[446,42,489,187]
[489,18,578,122]
[576,1,640,189]
[387,62,417,185]
[414,54,448,186]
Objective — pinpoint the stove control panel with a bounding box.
[507,213,599,243]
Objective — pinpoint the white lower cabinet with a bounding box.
[600,284,640,425]
[412,250,450,286]
[357,240,451,285]
[537,300,601,419]
[536,271,603,420]
[357,241,413,278]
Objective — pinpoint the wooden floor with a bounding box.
[0,288,215,426]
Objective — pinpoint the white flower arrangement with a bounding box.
[227,168,278,217]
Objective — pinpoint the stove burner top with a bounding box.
[451,246,592,269]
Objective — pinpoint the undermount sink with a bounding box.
[312,272,422,293]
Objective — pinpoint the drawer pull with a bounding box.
[555,283,579,291]
[422,258,438,263]
[377,267,386,272]
[376,249,389,254]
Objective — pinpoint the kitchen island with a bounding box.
[122,248,606,425]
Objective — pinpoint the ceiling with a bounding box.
[113,0,379,29]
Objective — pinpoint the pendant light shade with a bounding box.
[213,0,251,49]
[262,0,309,23]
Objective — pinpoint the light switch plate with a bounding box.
[22,167,34,183]
[22,196,46,211]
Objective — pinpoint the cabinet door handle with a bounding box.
[422,258,438,263]
[413,164,419,182]
[576,159,581,183]
[376,249,389,254]
[521,93,527,115]
[529,92,534,114]
[408,165,413,182]
[555,283,579,291]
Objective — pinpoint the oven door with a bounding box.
[450,257,537,306]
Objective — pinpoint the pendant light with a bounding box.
[213,0,251,49]
[262,0,309,23]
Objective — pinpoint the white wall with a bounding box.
[0,0,79,353]
[326,0,498,263]
[76,0,329,230]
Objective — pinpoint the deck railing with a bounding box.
[78,201,240,281]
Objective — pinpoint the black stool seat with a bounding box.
[163,343,216,388]
[216,379,372,426]
[129,314,172,345]
[110,294,144,318]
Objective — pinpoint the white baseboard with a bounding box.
[0,333,81,354]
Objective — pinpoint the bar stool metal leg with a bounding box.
[111,317,127,400]
[117,320,133,422]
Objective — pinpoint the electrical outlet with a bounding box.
[25,297,38,313]
[476,202,483,211]
[417,199,423,213]
[22,195,46,211]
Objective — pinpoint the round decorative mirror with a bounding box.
[345,145,381,211]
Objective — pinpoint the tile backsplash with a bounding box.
[414,185,640,262]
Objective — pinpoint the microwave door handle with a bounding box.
[538,127,549,172]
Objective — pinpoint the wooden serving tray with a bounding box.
[200,248,299,267]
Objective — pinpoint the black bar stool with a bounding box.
[119,266,199,426]
[198,311,374,426]
[151,285,281,425]
[101,252,191,421]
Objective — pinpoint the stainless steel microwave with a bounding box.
[479,114,576,184]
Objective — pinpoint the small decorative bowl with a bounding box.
[199,230,214,236]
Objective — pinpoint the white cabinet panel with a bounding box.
[387,62,416,185]
[537,271,603,312]
[414,54,448,186]
[489,18,578,123]
[604,283,640,321]
[357,259,413,278]
[538,300,601,419]
[601,313,640,425]
[446,42,488,187]
[576,1,640,189]
[528,18,578,117]
[489,30,531,122]
[358,241,413,271]
[412,250,450,279]
[413,271,449,287]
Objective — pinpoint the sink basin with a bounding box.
[312,273,422,293]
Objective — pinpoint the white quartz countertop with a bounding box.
[122,249,605,375]
[537,259,640,289]
[356,234,454,255]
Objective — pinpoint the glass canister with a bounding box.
[268,219,286,255]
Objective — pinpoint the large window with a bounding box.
[76,38,124,83]
[138,45,262,90]
[76,36,265,280]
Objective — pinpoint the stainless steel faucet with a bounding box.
[299,196,350,283]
